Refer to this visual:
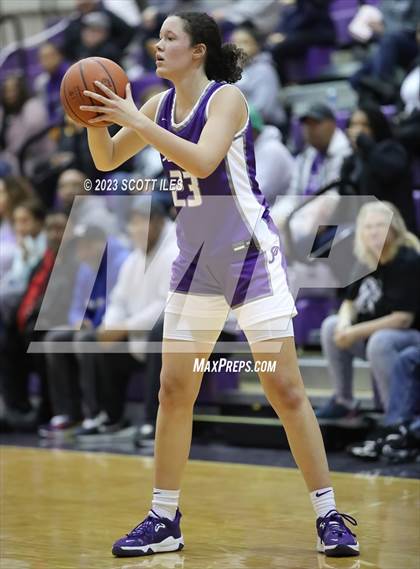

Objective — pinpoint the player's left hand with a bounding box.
[80,81,139,128]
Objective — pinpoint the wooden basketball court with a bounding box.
[1,445,419,569]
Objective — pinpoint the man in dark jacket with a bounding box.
[62,0,135,63]
[269,0,336,83]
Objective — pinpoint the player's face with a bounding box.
[361,211,392,257]
[155,17,202,80]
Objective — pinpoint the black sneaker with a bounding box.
[75,418,137,444]
[347,438,385,461]
[382,425,420,463]
[346,424,400,461]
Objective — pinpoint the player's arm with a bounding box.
[86,91,163,172]
[349,311,414,339]
[130,85,246,178]
[84,83,246,178]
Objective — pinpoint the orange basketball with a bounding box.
[60,57,128,127]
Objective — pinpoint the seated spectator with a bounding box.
[348,345,420,461]
[62,0,135,63]
[56,168,118,234]
[0,74,54,176]
[350,1,419,104]
[268,0,336,84]
[0,176,33,276]
[210,0,282,36]
[385,345,420,428]
[40,199,178,442]
[34,43,70,125]
[271,103,351,262]
[0,211,77,429]
[317,201,420,420]
[33,116,111,208]
[1,199,47,310]
[39,224,129,437]
[250,107,295,206]
[340,103,416,232]
[396,44,420,158]
[231,23,286,128]
[78,12,123,63]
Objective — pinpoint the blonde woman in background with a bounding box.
[317,201,420,420]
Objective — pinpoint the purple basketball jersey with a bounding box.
[155,81,285,307]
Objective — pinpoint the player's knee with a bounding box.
[158,372,195,410]
[265,373,306,412]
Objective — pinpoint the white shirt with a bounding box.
[254,125,295,205]
[400,66,420,114]
[103,220,178,360]
[271,127,352,231]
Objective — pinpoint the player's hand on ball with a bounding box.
[80,81,138,128]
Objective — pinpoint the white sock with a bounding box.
[150,488,180,520]
[310,487,336,518]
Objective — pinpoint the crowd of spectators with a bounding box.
[0,0,419,461]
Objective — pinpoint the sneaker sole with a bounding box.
[112,536,184,558]
[317,537,359,557]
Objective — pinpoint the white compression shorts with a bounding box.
[163,292,296,344]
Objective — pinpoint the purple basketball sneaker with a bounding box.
[112,509,184,557]
[316,510,359,557]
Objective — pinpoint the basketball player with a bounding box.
[81,12,359,559]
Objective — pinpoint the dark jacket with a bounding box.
[340,134,416,232]
[63,7,135,62]
[279,0,336,44]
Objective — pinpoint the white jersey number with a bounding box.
[170,170,202,208]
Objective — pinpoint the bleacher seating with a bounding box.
[4,0,418,447]
[284,46,333,83]
[330,0,359,47]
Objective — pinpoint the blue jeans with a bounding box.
[385,346,420,426]
[321,315,420,411]
[351,30,418,87]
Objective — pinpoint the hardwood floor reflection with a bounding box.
[1,446,419,569]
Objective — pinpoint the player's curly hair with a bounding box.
[175,12,245,83]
